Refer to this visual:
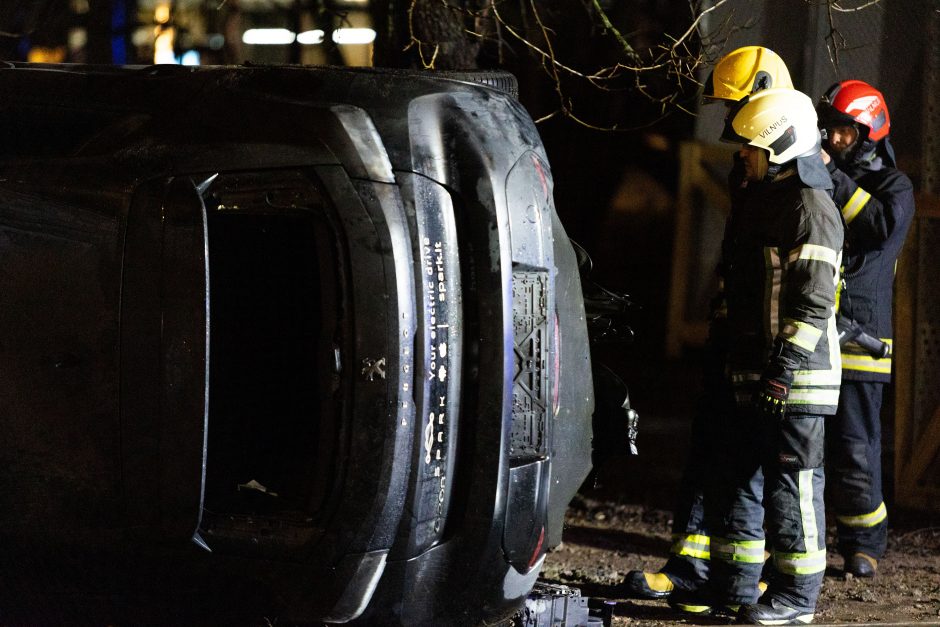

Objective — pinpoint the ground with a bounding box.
[539,496,940,625]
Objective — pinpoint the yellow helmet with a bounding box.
[704,46,793,102]
[722,88,820,165]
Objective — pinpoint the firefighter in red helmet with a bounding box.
[816,80,915,578]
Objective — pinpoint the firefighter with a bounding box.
[816,80,915,578]
[620,45,793,603]
[685,87,842,625]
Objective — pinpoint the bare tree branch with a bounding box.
[590,0,642,63]
[489,1,588,78]
[831,0,882,12]
[669,0,731,55]
[824,0,843,68]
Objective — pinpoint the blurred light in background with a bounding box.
[154,26,176,63]
[69,28,88,54]
[296,30,325,45]
[154,2,171,24]
[153,2,174,64]
[242,28,296,45]
[180,50,200,66]
[332,28,376,45]
[27,47,67,63]
[242,28,376,46]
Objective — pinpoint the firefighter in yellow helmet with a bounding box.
[620,46,796,606]
[696,88,841,625]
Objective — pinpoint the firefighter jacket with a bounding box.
[828,154,915,382]
[720,161,844,415]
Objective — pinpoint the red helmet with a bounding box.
[817,80,890,142]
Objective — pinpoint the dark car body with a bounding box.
[0,63,594,624]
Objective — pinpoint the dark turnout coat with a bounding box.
[721,161,844,415]
[829,158,915,382]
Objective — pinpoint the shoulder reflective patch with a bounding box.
[841,187,872,224]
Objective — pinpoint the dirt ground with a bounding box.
[539,495,940,625]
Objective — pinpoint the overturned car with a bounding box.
[0,64,621,624]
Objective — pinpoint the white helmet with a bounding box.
[721,88,821,164]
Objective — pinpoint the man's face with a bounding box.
[827,124,859,152]
[740,143,769,181]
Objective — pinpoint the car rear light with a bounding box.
[527,525,546,569]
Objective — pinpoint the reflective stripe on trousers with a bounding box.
[671,533,710,560]
[837,502,887,528]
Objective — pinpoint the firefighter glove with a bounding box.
[757,337,808,417]
[757,362,795,419]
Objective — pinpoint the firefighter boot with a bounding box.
[620,570,674,599]
[845,552,877,578]
[667,581,767,617]
[667,590,740,618]
[738,597,814,625]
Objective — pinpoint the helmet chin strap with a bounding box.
[763,163,781,181]
[856,141,879,165]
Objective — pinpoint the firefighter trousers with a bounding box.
[826,380,888,559]
[703,406,827,611]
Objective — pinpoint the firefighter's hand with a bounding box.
[756,365,793,419]
[757,379,789,418]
